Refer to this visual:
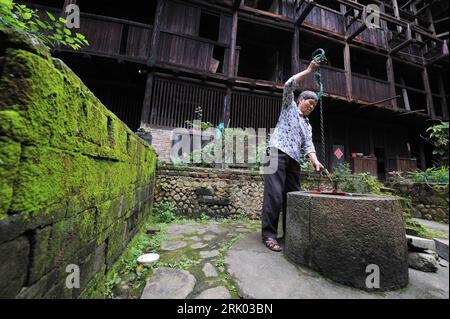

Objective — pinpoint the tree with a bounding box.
[0,0,88,50]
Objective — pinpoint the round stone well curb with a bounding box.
[284,192,409,291]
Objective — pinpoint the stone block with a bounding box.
[0,236,30,298]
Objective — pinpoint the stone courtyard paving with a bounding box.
[109,218,260,299]
[109,218,448,299]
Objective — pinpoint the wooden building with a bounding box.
[22,0,449,179]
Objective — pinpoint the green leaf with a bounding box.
[64,28,71,35]
[46,11,56,21]
[76,33,85,40]
[22,12,31,20]
[36,19,47,29]
[58,17,67,23]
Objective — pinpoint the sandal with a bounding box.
[263,237,282,252]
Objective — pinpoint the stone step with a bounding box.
[433,238,449,261]
[406,235,436,251]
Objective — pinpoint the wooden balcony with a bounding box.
[156,31,230,75]
[75,13,153,63]
[299,60,347,98]
[298,3,345,36]
[351,73,392,107]
[388,157,418,172]
[351,156,378,178]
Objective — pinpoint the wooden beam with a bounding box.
[292,27,300,74]
[346,7,367,43]
[422,68,436,117]
[140,72,154,126]
[386,56,398,110]
[295,0,315,26]
[401,0,416,10]
[343,44,352,100]
[147,0,166,67]
[232,0,242,10]
[224,87,232,128]
[390,24,413,54]
[400,77,411,111]
[228,11,239,78]
[438,74,449,120]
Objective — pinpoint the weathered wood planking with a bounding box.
[126,26,153,60]
[157,32,215,72]
[298,61,347,97]
[351,74,391,106]
[149,77,226,127]
[161,0,200,36]
[348,21,388,48]
[230,91,282,131]
[388,157,418,172]
[299,3,345,34]
[78,17,123,55]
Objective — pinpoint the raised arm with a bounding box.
[282,60,320,109]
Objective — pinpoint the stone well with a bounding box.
[285,192,409,291]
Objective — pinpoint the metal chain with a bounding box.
[312,48,327,165]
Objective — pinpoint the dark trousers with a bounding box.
[261,148,301,239]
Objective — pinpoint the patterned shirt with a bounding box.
[268,75,316,163]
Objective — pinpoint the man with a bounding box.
[261,60,324,252]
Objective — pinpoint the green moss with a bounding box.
[0,136,21,217]
[0,29,157,297]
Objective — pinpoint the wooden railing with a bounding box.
[299,60,347,97]
[347,21,389,49]
[351,157,378,178]
[298,3,345,35]
[230,90,282,131]
[388,157,418,172]
[77,13,153,61]
[148,76,226,128]
[351,73,391,107]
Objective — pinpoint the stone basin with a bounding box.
[285,191,409,291]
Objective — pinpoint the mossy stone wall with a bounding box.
[0,29,157,298]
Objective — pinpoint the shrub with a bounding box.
[427,121,448,166]
[153,202,177,223]
[332,163,382,194]
[406,167,449,184]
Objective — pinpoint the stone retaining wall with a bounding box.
[0,29,157,298]
[155,164,324,218]
[388,182,449,224]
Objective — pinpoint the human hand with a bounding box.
[313,160,324,172]
[307,60,320,73]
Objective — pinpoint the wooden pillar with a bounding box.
[422,67,435,117]
[148,0,166,67]
[391,0,402,33]
[426,7,436,35]
[292,27,300,74]
[224,87,232,128]
[411,2,422,42]
[227,11,239,79]
[140,73,154,127]
[419,138,427,170]
[386,56,398,110]
[438,74,449,120]
[341,4,352,101]
[400,77,411,111]
[344,44,352,100]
